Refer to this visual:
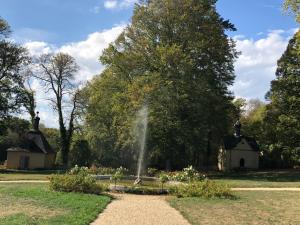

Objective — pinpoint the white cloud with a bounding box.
[23,26,297,127]
[231,29,296,100]
[104,0,118,9]
[103,0,137,10]
[24,24,126,128]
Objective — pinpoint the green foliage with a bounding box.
[283,0,300,22]
[147,167,158,176]
[88,165,117,175]
[110,166,127,187]
[0,117,30,162]
[70,139,91,167]
[170,179,233,198]
[49,166,107,194]
[0,18,31,119]
[160,166,205,182]
[84,0,238,169]
[263,30,300,168]
[159,173,169,191]
[40,127,60,151]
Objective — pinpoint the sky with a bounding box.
[0,0,298,127]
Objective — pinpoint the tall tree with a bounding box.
[264,30,300,167]
[35,53,79,167]
[85,0,238,169]
[0,17,31,119]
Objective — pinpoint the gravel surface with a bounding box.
[90,193,191,225]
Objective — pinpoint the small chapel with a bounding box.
[6,113,56,170]
[218,120,260,171]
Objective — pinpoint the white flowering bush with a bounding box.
[163,166,205,182]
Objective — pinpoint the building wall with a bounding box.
[44,154,56,168]
[6,152,46,169]
[218,138,259,171]
[228,149,259,169]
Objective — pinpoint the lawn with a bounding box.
[0,173,50,181]
[209,169,300,188]
[0,170,64,181]
[169,191,300,225]
[0,183,110,225]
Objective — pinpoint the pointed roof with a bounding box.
[7,130,55,154]
[223,135,259,151]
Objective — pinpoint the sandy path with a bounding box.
[91,194,190,225]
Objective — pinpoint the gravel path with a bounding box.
[91,194,191,225]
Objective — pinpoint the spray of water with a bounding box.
[134,105,148,180]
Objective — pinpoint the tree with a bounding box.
[35,53,79,167]
[0,17,31,119]
[0,117,30,162]
[70,139,91,167]
[283,0,300,22]
[85,0,238,169]
[264,30,300,167]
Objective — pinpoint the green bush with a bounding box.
[110,166,128,188]
[170,179,233,199]
[49,166,107,195]
[161,166,205,182]
[87,165,129,175]
[159,173,169,191]
[147,167,158,176]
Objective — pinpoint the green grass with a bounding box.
[209,170,300,187]
[0,173,50,181]
[168,191,300,225]
[0,183,111,225]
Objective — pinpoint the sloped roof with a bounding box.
[223,135,259,151]
[7,130,55,154]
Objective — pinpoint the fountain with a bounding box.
[134,105,148,185]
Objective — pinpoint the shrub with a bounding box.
[87,165,129,175]
[170,179,233,199]
[147,167,158,177]
[162,166,205,182]
[49,166,107,195]
[159,173,169,191]
[110,166,126,188]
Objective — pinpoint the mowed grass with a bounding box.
[0,183,110,225]
[209,169,300,188]
[169,191,300,225]
[0,173,49,181]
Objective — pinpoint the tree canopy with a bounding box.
[264,30,300,167]
[84,0,238,170]
[283,0,300,22]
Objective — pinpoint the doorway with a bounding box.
[19,156,30,169]
[239,158,245,168]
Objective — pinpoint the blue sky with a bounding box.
[0,0,296,44]
[0,0,298,127]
